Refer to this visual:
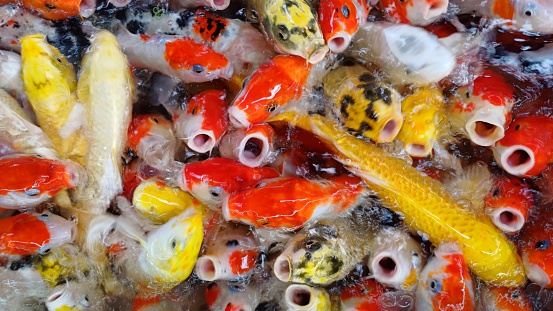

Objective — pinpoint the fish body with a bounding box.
[115,27,232,83]
[448,69,515,147]
[132,178,204,224]
[397,87,445,157]
[273,215,375,285]
[0,212,76,257]
[119,8,275,76]
[0,4,55,53]
[218,123,275,167]
[127,112,176,172]
[323,62,403,143]
[20,34,87,164]
[76,30,134,214]
[518,212,553,288]
[250,0,329,63]
[318,0,370,53]
[13,0,96,20]
[228,55,311,128]
[174,89,228,154]
[480,286,532,311]
[178,157,280,208]
[222,175,364,229]
[269,112,526,286]
[379,0,448,25]
[416,243,475,311]
[340,278,384,311]
[0,155,82,208]
[0,49,26,102]
[484,176,534,234]
[493,115,553,177]
[195,224,260,281]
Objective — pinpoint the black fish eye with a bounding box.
[536,240,550,250]
[192,64,204,73]
[429,279,441,294]
[525,10,532,16]
[515,124,521,131]
[207,282,217,289]
[341,5,350,18]
[305,240,321,252]
[171,239,177,249]
[25,189,41,196]
[266,103,278,112]
[276,25,290,41]
[210,186,223,197]
[242,76,251,88]
[191,107,198,115]
[153,117,159,123]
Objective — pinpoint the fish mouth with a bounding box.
[228,106,250,128]
[327,32,353,54]
[285,284,319,310]
[80,0,97,18]
[422,0,448,22]
[378,117,402,143]
[195,255,222,281]
[238,132,272,168]
[274,255,292,282]
[186,130,217,154]
[208,0,230,10]
[405,143,432,158]
[466,110,506,146]
[370,252,410,286]
[307,43,329,64]
[496,144,535,177]
[489,207,526,234]
[522,253,551,287]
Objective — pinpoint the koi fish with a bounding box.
[4,0,97,20]
[323,61,403,143]
[127,112,176,172]
[416,243,475,311]
[45,280,104,311]
[20,34,87,165]
[222,175,365,230]
[284,284,331,311]
[195,223,260,281]
[205,281,262,311]
[76,30,134,214]
[115,26,232,83]
[368,227,426,291]
[397,87,446,157]
[480,286,532,311]
[348,22,456,86]
[273,214,375,285]
[0,212,76,257]
[379,0,449,26]
[317,0,371,53]
[484,176,534,234]
[118,8,274,77]
[0,155,83,208]
[448,69,516,147]
[340,278,385,311]
[35,243,90,287]
[269,112,526,286]
[177,157,280,208]
[249,0,329,63]
[228,55,311,128]
[218,123,275,168]
[0,89,57,159]
[132,177,204,224]
[0,4,55,53]
[0,50,26,103]
[493,115,553,177]
[174,90,228,154]
[518,212,553,288]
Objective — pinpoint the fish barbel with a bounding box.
[269,112,526,287]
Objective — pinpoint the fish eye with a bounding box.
[399,0,406,3]
[242,76,251,88]
[266,103,278,112]
[191,107,198,115]
[536,240,550,250]
[210,186,223,197]
[412,251,419,257]
[192,64,205,74]
[524,4,537,17]
[25,188,41,196]
[493,188,500,197]
[40,248,51,254]
[255,182,267,188]
[341,5,350,18]
[515,124,521,131]
[276,25,290,41]
[153,117,159,123]
[304,240,322,252]
[226,239,239,247]
[171,239,177,249]
[429,279,441,294]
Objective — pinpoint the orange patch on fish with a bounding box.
[430,253,473,311]
[319,0,360,40]
[0,213,51,256]
[21,0,82,19]
[380,0,414,24]
[164,38,229,71]
[453,101,475,113]
[205,283,220,307]
[472,69,514,107]
[229,249,257,275]
[492,0,515,20]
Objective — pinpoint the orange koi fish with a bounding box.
[0,155,82,208]
[318,0,371,53]
[0,212,76,256]
[484,176,534,234]
[222,175,364,229]
[379,0,448,25]
[416,243,475,311]
[340,278,385,310]
[219,123,275,168]
[493,115,553,177]
[0,0,97,20]
[227,55,311,128]
[178,157,280,208]
[174,90,228,154]
[480,286,532,311]
[115,27,232,83]
[518,211,553,288]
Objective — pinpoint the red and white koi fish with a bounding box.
[518,210,553,288]
[448,68,516,147]
[0,212,76,257]
[318,0,371,53]
[228,55,311,128]
[222,175,364,229]
[0,0,96,20]
[115,27,233,83]
[493,115,553,177]
[416,243,475,311]
[205,281,261,311]
[484,175,534,234]
[177,157,280,208]
[174,90,228,154]
[379,0,448,26]
[195,224,260,281]
[480,285,532,311]
[340,278,385,311]
[0,155,83,208]
[218,123,275,168]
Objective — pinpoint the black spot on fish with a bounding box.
[290,26,307,38]
[493,188,500,197]
[328,256,343,276]
[304,240,322,252]
[255,301,282,311]
[358,121,373,132]
[378,87,392,105]
[340,95,355,116]
[306,18,317,34]
[12,22,20,29]
[9,257,34,271]
[45,2,56,10]
[204,17,227,41]
[305,252,312,260]
[49,17,90,65]
[359,73,375,83]
[176,11,194,29]
[364,103,378,121]
[126,20,145,34]
[342,58,356,66]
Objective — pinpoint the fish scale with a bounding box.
[270,112,526,287]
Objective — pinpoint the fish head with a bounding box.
[140,206,203,288]
[262,0,329,63]
[380,0,448,25]
[340,278,384,310]
[514,0,553,34]
[318,0,364,53]
[484,176,533,233]
[519,219,553,288]
[274,223,346,285]
[45,281,102,311]
[127,113,173,151]
[416,243,474,311]
[284,284,332,311]
[205,282,260,311]
[482,286,532,311]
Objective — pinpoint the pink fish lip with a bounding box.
[378,117,402,143]
[237,132,272,168]
[228,106,251,128]
[327,31,353,54]
[274,255,292,282]
[488,207,525,234]
[405,143,431,158]
[421,0,448,21]
[195,255,222,281]
[307,43,330,64]
[285,284,317,309]
[496,144,535,177]
[80,0,97,18]
[186,130,217,154]
[522,252,552,287]
[465,109,506,147]
[370,252,410,285]
[208,0,231,10]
